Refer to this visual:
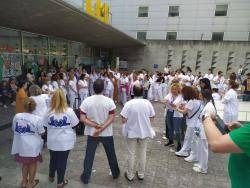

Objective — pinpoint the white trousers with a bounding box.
[179,126,194,153]
[79,92,88,104]
[126,138,148,179]
[120,90,127,105]
[69,93,77,108]
[195,138,208,171]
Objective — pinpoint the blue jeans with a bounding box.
[166,110,174,141]
[143,90,148,99]
[165,114,169,139]
[243,94,250,101]
[173,117,183,143]
[49,150,70,184]
[81,136,120,183]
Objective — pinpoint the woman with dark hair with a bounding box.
[193,89,216,173]
[176,87,202,162]
[16,81,28,113]
[222,80,239,127]
[199,78,212,92]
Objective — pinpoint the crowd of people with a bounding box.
[0,64,250,188]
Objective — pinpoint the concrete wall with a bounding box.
[114,40,250,75]
[109,0,250,41]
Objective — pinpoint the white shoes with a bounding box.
[175,151,189,157]
[193,166,207,174]
[162,136,167,140]
[3,105,7,109]
[184,155,198,163]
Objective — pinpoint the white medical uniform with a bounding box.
[120,98,155,179]
[222,89,238,124]
[178,100,202,158]
[43,108,79,151]
[78,79,89,103]
[198,101,216,171]
[11,113,45,157]
[68,80,77,108]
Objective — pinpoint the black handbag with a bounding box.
[73,96,85,136]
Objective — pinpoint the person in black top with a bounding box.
[242,73,250,101]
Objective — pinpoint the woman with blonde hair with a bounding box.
[43,89,79,188]
[12,98,45,188]
[163,83,184,151]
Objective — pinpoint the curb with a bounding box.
[0,123,11,131]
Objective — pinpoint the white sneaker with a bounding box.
[162,136,167,140]
[193,166,207,174]
[3,105,7,109]
[184,155,198,163]
[193,163,200,168]
[175,151,189,157]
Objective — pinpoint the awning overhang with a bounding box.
[0,0,145,48]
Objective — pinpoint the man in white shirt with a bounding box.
[120,84,155,181]
[79,79,120,184]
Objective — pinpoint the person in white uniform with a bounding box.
[194,89,216,174]
[43,89,79,187]
[120,84,155,181]
[68,73,78,108]
[204,68,214,81]
[222,80,239,126]
[119,73,129,105]
[78,74,89,103]
[11,98,45,188]
[175,86,202,161]
[79,79,120,184]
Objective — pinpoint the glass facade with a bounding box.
[0,27,100,81]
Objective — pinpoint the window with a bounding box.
[212,32,224,41]
[166,32,177,40]
[168,6,179,17]
[137,32,147,40]
[215,4,228,16]
[138,7,148,17]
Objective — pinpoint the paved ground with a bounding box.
[0,102,230,188]
[0,105,15,130]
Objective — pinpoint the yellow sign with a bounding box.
[85,0,110,24]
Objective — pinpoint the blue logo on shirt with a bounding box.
[15,122,35,134]
[48,116,70,127]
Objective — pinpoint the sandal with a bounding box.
[32,179,39,188]
[57,179,69,188]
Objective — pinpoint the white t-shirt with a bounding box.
[185,99,202,128]
[42,84,54,93]
[204,73,214,81]
[68,80,77,96]
[212,93,221,101]
[78,80,88,94]
[30,94,50,117]
[222,89,238,124]
[164,94,184,117]
[80,95,116,137]
[43,108,79,151]
[199,101,216,139]
[11,113,45,157]
[51,81,59,90]
[120,98,155,139]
